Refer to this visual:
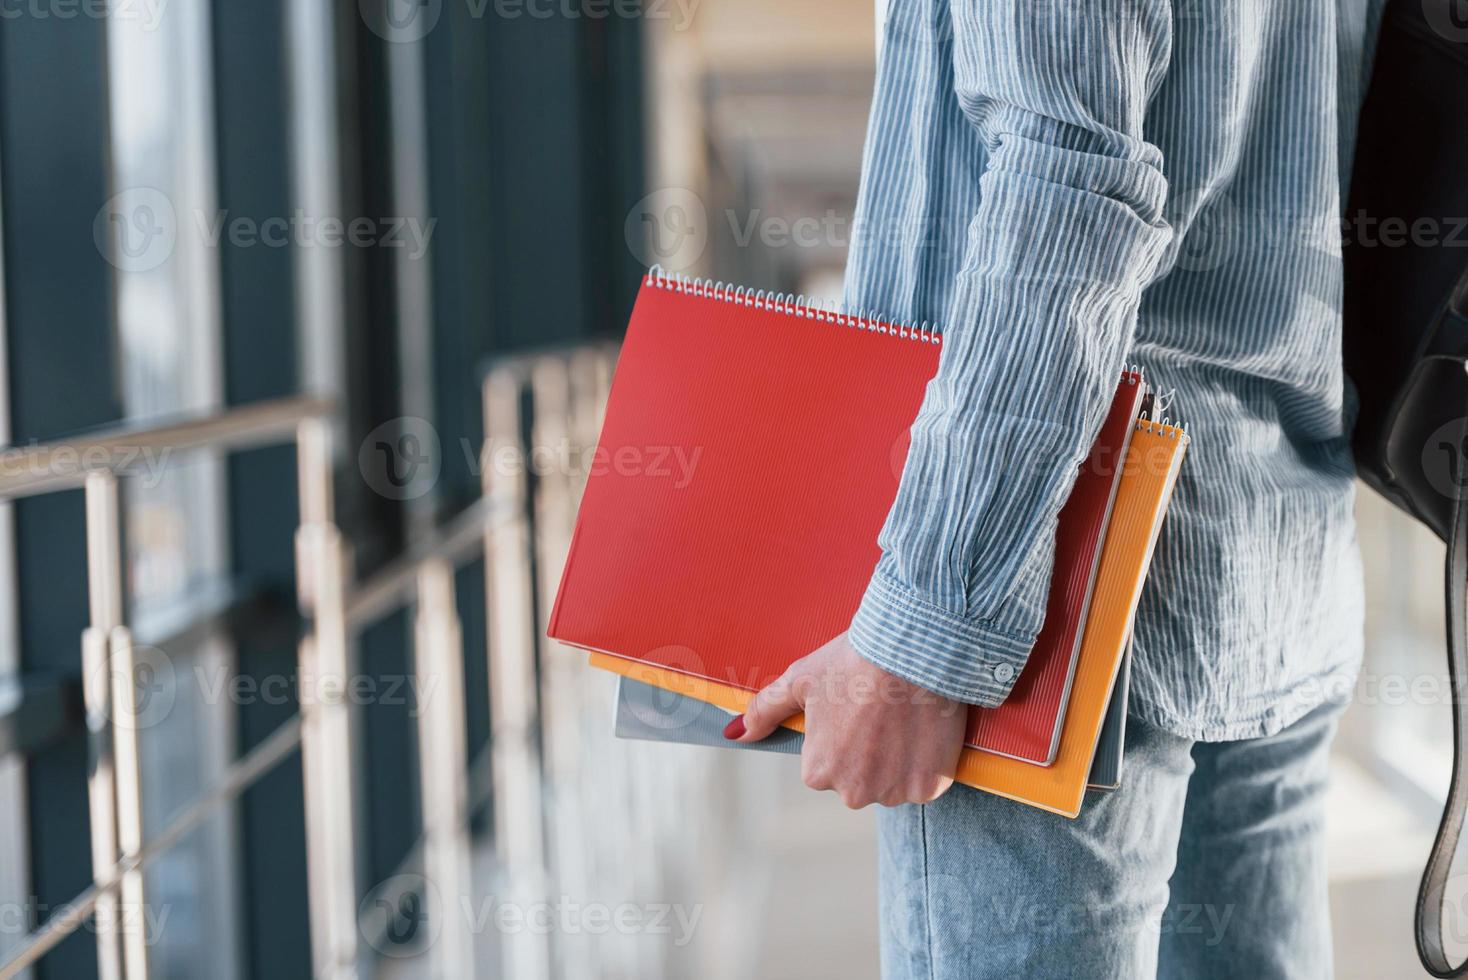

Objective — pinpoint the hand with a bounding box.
[726,631,968,809]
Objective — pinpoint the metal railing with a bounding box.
[0,395,333,980]
[477,343,717,980]
[0,338,722,980]
[0,388,482,980]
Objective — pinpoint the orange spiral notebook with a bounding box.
[549,269,1189,816]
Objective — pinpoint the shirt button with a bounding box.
[993,663,1015,683]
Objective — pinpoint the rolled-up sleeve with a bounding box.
[848,1,1175,706]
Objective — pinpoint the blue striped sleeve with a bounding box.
[848,0,1175,707]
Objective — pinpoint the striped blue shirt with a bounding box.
[844,0,1385,740]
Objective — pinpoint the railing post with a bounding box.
[482,370,551,980]
[530,358,605,977]
[295,419,359,980]
[0,397,339,979]
[108,623,148,980]
[80,624,120,980]
[565,345,664,979]
[413,559,472,978]
[83,470,149,980]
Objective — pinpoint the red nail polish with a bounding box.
[723,715,746,740]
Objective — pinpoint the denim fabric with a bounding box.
[877,701,1341,978]
[844,0,1386,740]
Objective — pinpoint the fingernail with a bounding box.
[722,715,746,740]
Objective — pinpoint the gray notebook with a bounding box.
[611,636,1132,791]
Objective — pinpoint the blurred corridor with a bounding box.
[0,1,1458,978]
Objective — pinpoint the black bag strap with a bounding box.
[1418,417,1468,978]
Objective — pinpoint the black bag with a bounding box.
[1344,0,1468,974]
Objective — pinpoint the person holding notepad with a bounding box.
[726,1,1373,976]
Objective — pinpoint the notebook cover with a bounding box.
[586,419,1188,817]
[611,671,1130,790]
[970,378,1142,762]
[1085,636,1132,791]
[548,272,1141,764]
[614,676,803,755]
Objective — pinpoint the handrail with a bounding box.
[0,394,333,500]
[343,495,510,630]
[0,584,298,767]
[0,340,621,979]
[0,394,339,980]
[0,715,305,980]
[0,486,509,978]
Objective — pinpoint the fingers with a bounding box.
[802,755,872,810]
[801,760,956,810]
[729,634,966,808]
[909,773,955,804]
[801,753,832,793]
[733,660,808,742]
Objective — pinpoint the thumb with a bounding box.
[730,661,808,742]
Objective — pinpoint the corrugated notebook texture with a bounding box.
[549,271,1146,764]
[969,377,1143,762]
[585,419,1187,816]
[551,269,1189,815]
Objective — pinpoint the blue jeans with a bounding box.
[877,702,1342,978]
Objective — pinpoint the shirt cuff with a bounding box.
[847,570,1031,707]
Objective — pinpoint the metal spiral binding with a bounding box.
[645,265,942,345]
[1122,359,1189,439]
[1135,416,1189,440]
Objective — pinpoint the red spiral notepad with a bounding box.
[549,269,1145,765]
